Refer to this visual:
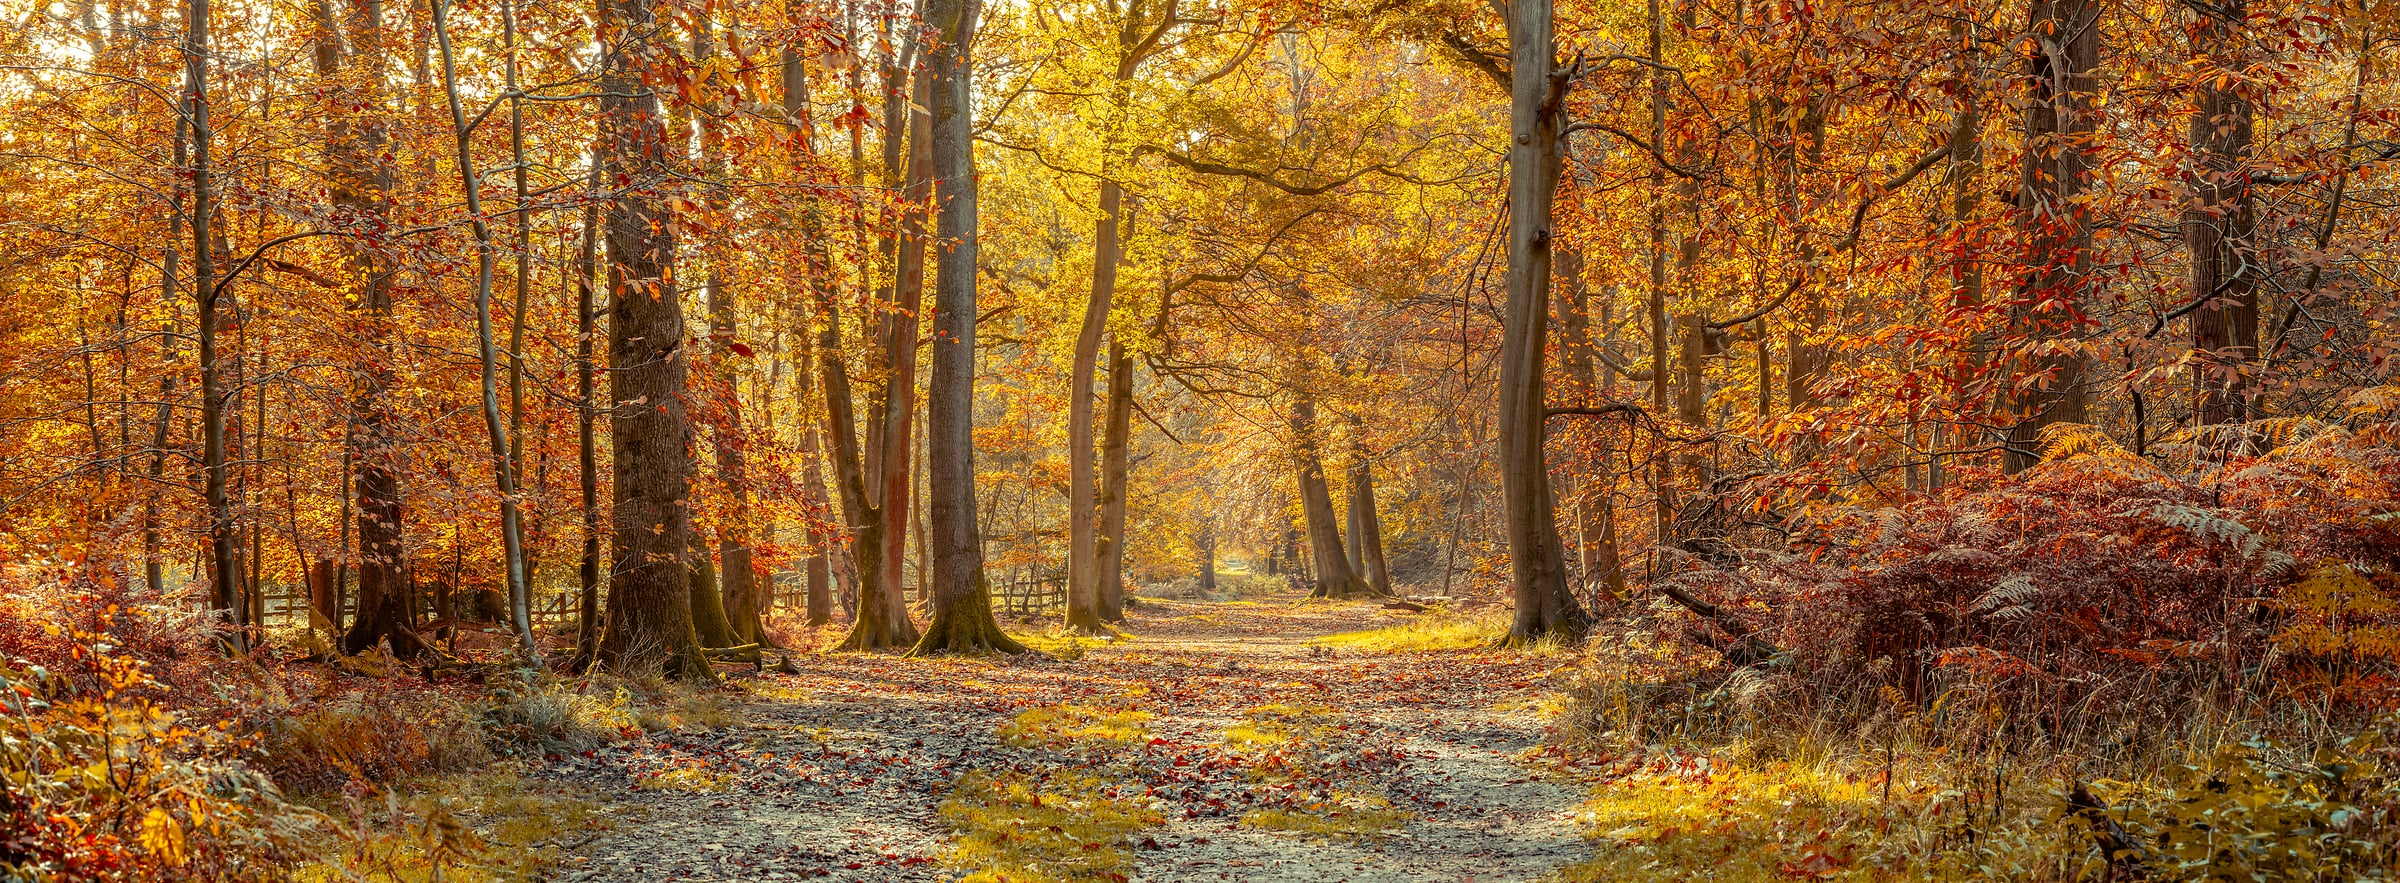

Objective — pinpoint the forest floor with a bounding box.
[540,591,1587,882]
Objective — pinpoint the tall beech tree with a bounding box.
[596,0,709,679]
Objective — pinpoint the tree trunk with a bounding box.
[1292,396,1366,598]
[2186,0,2256,425]
[2003,0,2099,472]
[431,0,538,660]
[696,19,763,645]
[1498,0,1588,644]
[779,44,839,629]
[1345,440,1391,596]
[574,158,603,669]
[315,0,424,660]
[1197,526,1216,593]
[1096,341,1133,622]
[690,530,739,648]
[1065,178,1122,634]
[911,0,1021,656]
[188,0,247,654]
[596,0,709,679]
[841,49,930,651]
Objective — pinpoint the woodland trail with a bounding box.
[545,592,1587,882]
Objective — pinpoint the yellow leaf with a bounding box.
[141,808,187,867]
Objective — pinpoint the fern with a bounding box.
[2036,422,2132,462]
[1972,574,2040,620]
[2117,502,2265,559]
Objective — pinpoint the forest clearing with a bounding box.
[3,0,2400,879]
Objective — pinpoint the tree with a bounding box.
[2185,0,2257,425]
[2003,0,2101,472]
[1493,0,1588,645]
[913,0,1025,656]
[319,0,427,661]
[596,0,710,679]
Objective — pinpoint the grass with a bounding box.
[939,771,1165,883]
[1309,609,1514,654]
[998,702,1152,749]
[1220,703,1413,840]
[294,773,608,882]
[942,701,1167,882]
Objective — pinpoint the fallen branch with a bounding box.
[2068,781,2154,876]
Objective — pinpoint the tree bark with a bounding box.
[841,47,930,651]
[1497,0,1588,644]
[1344,439,1391,596]
[2003,0,2100,472]
[2185,0,2256,425]
[596,0,710,679]
[1065,178,1122,634]
[778,44,839,629]
[573,158,603,668]
[188,0,247,654]
[696,19,764,645]
[316,0,427,660]
[911,0,1023,656]
[1291,396,1367,598]
[1096,341,1133,621]
[432,0,539,660]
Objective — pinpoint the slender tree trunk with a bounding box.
[779,44,840,628]
[501,0,537,640]
[2186,0,2256,425]
[574,158,603,668]
[911,0,1021,656]
[1645,0,1673,547]
[690,529,739,647]
[432,0,539,659]
[1291,396,1366,598]
[1497,0,1587,644]
[1066,179,1122,633]
[695,18,765,645]
[1096,341,1133,621]
[596,0,709,679]
[1197,524,1216,593]
[188,0,246,653]
[841,60,930,651]
[2003,0,2099,472]
[1938,20,1985,490]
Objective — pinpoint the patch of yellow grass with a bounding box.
[1310,610,1514,654]
[294,773,606,882]
[1223,703,1338,751]
[939,771,1164,883]
[1556,760,2071,881]
[999,703,1153,749]
[635,765,733,793]
[1241,792,1410,840]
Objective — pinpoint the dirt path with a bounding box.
[544,594,1586,882]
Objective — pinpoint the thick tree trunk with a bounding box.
[911,0,1022,656]
[1197,527,1216,593]
[1497,0,1588,644]
[2003,0,2099,472]
[596,0,709,679]
[316,0,424,660]
[1292,396,1367,598]
[2186,0,2256,425]
[1096,341,1133,622]
[1345,443,1391,596]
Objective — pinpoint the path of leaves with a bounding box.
[545,594,1585,882]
